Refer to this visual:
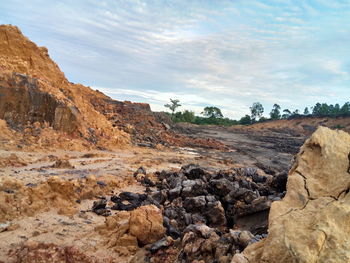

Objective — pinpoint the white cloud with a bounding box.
[0,0,349,119]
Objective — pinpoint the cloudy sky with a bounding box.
[1,0,349,118]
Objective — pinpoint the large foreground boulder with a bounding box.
[234,127,350,263]
[97,205,165,256]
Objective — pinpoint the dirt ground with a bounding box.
[176,124,307,174]
[0,123,315,262]
[0,144,237,262]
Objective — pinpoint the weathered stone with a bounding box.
[210,179,235,197]
[129,205,165,245]
[238,231,254,248]
[183,196,206,213]
[240,127,350,263]
[180,164,206,180]
[149,236,174,254]
[205,201,226,227]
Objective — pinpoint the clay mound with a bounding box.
[0,24,129,150]
[0,174,134,221]
[0,24,223,150]
[234,127,350,263]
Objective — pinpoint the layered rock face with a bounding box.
[0,24,224,150]
[235,126,350,263]
[0,25,130,149]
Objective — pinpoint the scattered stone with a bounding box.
[92,198,111,216]
[149,236,174,254]
[50,159,74,169]
[133,166,147,177]
[0,221,10,232]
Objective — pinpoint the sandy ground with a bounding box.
[0,125,311,262]
[0,145,235,262]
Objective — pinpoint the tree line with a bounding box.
[164,99,350,126]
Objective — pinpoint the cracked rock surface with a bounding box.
[235,126,350,263]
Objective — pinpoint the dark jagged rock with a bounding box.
[92,198,111,216]
[149,237,174,254]
[270,171,288,192]
[110,192,147,211]
[92,165,286,262]
[133,166,146,177]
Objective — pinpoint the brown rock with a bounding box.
[129,205,166,245]
[237,127,350,263]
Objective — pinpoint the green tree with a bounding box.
[269,104,281,120]
[290,109,300,118]
[164,99,181,115]
[239,115,252,125]
[282,109,291,119]
[182,110,195,123]
[303,107,310,115]
[250,102,264,122]
[201,106,223,119]
[340,102,350,115]
[332,104,340,116]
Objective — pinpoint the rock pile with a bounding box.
[93,164,286,262]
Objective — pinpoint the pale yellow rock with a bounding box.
[239,127,350,263]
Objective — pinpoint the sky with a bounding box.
[1,0,350,119]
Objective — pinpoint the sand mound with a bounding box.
[0,175,134,221]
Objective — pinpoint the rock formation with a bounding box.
[96,205,165,254]
[0,24,224,150]
[234,126,350,263]
[0,25,130,149]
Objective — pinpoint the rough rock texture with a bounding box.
[129,205,166,245]
[96,205,165,254]
[8,241,101,263]
[0,24,224,150]
[0,24,130,149]
[0,174,133,221]
[235,127,350,263]
[98,165,281,262]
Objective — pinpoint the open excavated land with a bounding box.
[1,24,350,263]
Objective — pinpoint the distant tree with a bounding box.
[312,103,330,116]
[290,109,301,118]
[303,107,310,115]
[259,116,268,122]
[182,110,195,123]
[333,103,340,116]
[269,104,281,120]
[282,109,291,119]
[164,99,181,115]
[239,115,252,125]
[250,102,264,122]
[201,106,223,119]
[341,102,350,115]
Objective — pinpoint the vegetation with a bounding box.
[164,99,181,115]
[269,104,281,120]
[250,102,264,122]
[164,99,350,127]
[201,106,223,119]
